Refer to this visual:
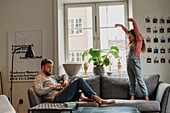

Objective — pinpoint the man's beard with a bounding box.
[44,70,51,76]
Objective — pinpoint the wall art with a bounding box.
[8,30,43,81]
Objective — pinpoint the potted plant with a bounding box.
[82,46,119,76]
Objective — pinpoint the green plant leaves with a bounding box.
[103,57,110,66]
[82,46,119,67]
[82,50,88,61]
[88,58,92,63]
[111,46,119,53]
[110,51,119,58]
[89,48,101,57]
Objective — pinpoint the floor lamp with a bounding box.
[10,45,35,104]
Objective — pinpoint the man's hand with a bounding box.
[63,80,69,87]
[54,83,62,89]
[115,24,122,28]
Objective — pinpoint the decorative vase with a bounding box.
[93,67,105,76]
[63,62,82,78]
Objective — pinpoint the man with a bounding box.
[34,59,115,105]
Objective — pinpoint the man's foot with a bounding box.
[98,99,115,105]
[130,96,135,100]
[78,97,94,102]
[145,96,149,101]
[93,95,115,105]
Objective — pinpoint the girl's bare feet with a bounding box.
[145,96,149,101]
[93,95,115,105]
[130,96,135,100]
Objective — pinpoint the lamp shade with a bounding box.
[25,45,35,58]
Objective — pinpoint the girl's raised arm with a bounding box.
[115,24,128,34]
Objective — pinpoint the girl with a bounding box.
[115,18,149,101]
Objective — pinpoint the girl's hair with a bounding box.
[128,29,146,53]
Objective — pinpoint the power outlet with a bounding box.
[19,99,23,104]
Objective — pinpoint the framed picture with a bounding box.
[167,17,170,23]
[160,27,164,33]
[161,36,165,43]
[161,57,165,63]
[0,72,3,94]
[145,16,150,23]
[146,36,151,43]
[154,57,159,63]
[160,17,165,23]
[168,38,170,43]
[153,27,158,33]
[8,30,43,81]
[154,37,158,43]
[146,26,151,33]
[153,17,158,23]
[147,57,152,63]
[147,46,152,53]
[154,47,158,53]
[160,48,165,53]
[167,27,170,33]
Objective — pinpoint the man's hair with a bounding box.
[41,59,53,68]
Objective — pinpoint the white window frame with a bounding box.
[64,2,128,73]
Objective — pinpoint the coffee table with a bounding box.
[28,103,77,113]
[72,107,141,113]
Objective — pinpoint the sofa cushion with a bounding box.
[101,74,160,100]
[101,75,129,99]
[103,99,160,112]
[83,76,100,96]
[136,74,160,100]
[77,102,98,107]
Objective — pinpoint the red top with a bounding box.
[121,22,144,58]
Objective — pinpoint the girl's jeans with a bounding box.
[127,58,148,97]
[53,78,96,103]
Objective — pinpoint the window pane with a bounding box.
[68,7,93,65]
[99,5,127,73]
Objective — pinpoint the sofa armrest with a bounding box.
[156,82,170,113]
[28,86,42,107]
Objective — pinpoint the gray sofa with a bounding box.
[28,74,170,113]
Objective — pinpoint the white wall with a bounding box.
[132,0,170,83]
[0,0,169,113]
[0,0,54,113]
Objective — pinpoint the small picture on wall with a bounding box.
[146,36,151,43]
[145,17,150,23]
[154,56,159,63]
[147,46,152,53]
[160,27,164,33]
[146,27,151,33]
[161,36,165,43]
[161,57,165,63]
[168,38,170,43]
[167,27,170,33]
[153,17,158,23]
[154,37,158,43]
[160,48,165,53]
[147,57,152,63]
[160,18,165,23]
[154,47,158,53]
[153,27,158,33]
[167,17,170,23]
